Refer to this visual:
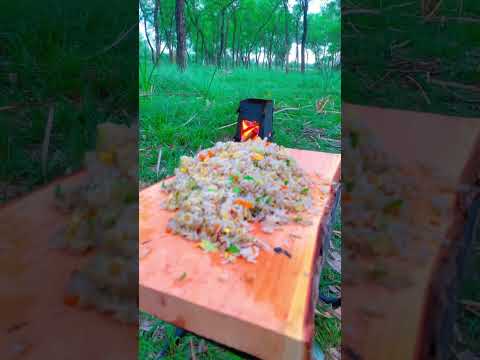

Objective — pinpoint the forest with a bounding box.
[138,1,341,359]
[139,0,340,72]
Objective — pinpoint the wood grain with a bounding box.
[139,149,341,360]
[0,172,137,360]
[342,102,480,360]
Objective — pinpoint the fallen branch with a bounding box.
[84,22,137,60]
[274,107,300,114]
[190,339,197,360]
[406,75,431,104]
[0,105,16,112]
[155,149,162,177]
[343,8,381,16]
[429,78,480,92]
[216,121,237,130]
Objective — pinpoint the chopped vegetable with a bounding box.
[162,138,313,264]
[199,240,218,252]
[226,244,240,254]
[234,198,254,209]
[301,188,309,194]
[251,153,264,161]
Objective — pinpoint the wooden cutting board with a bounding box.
[342,102,480,360]
[0,173,137,360]
[139,148,341,360]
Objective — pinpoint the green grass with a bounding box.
[139,58,341,359]
[139,59,340,184]
[344,2,480,357]
[343,0,480,117]
[0,0,136,203]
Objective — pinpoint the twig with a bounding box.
[41,104,55,182]
[274,107,300,114]
[84,22,137,60]
[429,78,480,92]
[0,105,16,112]
[423,0,443,22]
[217,121,237,130]
[155,149,162,178]
[190,339,197,360]
[406,75,431,104]
[182,113,198,127]
[205,67,219,99]
[460,300,480,309]
[343,8,381,16]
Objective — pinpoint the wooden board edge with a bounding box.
[140,283,311,360]
[0,170,86,211]
[303,184,341,359]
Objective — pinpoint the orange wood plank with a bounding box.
[342,103,480,360]
[139,148,341,360]
[0,173,137,360]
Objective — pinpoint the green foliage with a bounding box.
[139,61,340,184]
[140,0,341,69]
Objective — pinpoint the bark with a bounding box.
[153,0,161,63]
[224,14,230,66]
[295,19,299,70]
[175,0,187,71]
[283,0,289,73]
[232,9,237,67]
[300,0,308,73]
[217,8,226,66]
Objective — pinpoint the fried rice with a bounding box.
[162,138,313,263]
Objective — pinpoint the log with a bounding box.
[139,149,341,360]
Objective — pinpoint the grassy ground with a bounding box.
[139,59,341,359]
[0,1,136,203]
[343,0,480,118]
[344,1,480,357]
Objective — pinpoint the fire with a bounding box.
[240,119,260,141]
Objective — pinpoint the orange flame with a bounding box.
[240,119,260,141]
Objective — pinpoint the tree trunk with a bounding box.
[175,0,187,71]
[140,1,155,64]
[217,8,226,66]
[232,10,237,67]
[153,0,161,63]
[195,30,199,63]
[224,14,230,66]
[300,0,308,73]
[283,0,289,73]
[295,20,299,70]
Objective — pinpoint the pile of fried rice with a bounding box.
[51,122,138,323]
[162,138,313,263]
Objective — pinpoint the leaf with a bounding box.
[199,240,218,253]
[244,175,254,181]
[226,244,240,254]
